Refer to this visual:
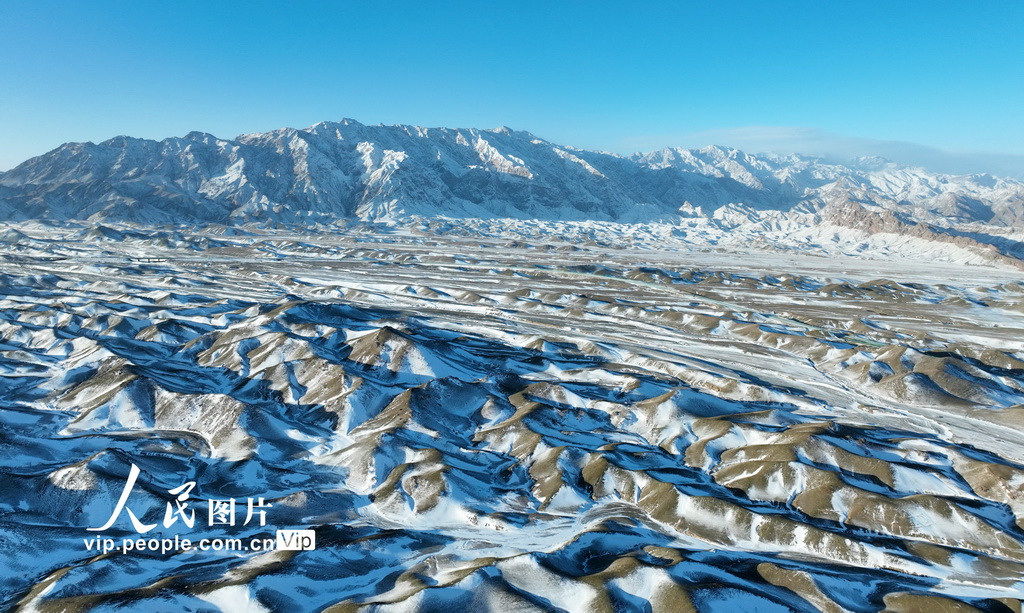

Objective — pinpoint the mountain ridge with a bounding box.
[1,117,1022,229]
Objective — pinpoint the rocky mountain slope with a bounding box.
[1,119,1021,229]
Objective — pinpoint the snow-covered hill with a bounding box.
[1,118,1021,229]
[3,225,1024,610]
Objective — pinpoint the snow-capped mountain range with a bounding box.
[1,118,1022,228]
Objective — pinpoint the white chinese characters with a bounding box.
[89,464,271,533]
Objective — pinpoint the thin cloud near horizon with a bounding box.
[620,127,1024,179]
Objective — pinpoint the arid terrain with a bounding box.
[1,221,1023,611]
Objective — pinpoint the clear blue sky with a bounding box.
[2,1,1022,174]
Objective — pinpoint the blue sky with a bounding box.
[2,1,1022,175]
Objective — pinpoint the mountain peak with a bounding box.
[182,130,218,143]
[100,134,148,148]
[849,155,896,171]
[698,144,741,157]
[307,118,366,131]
